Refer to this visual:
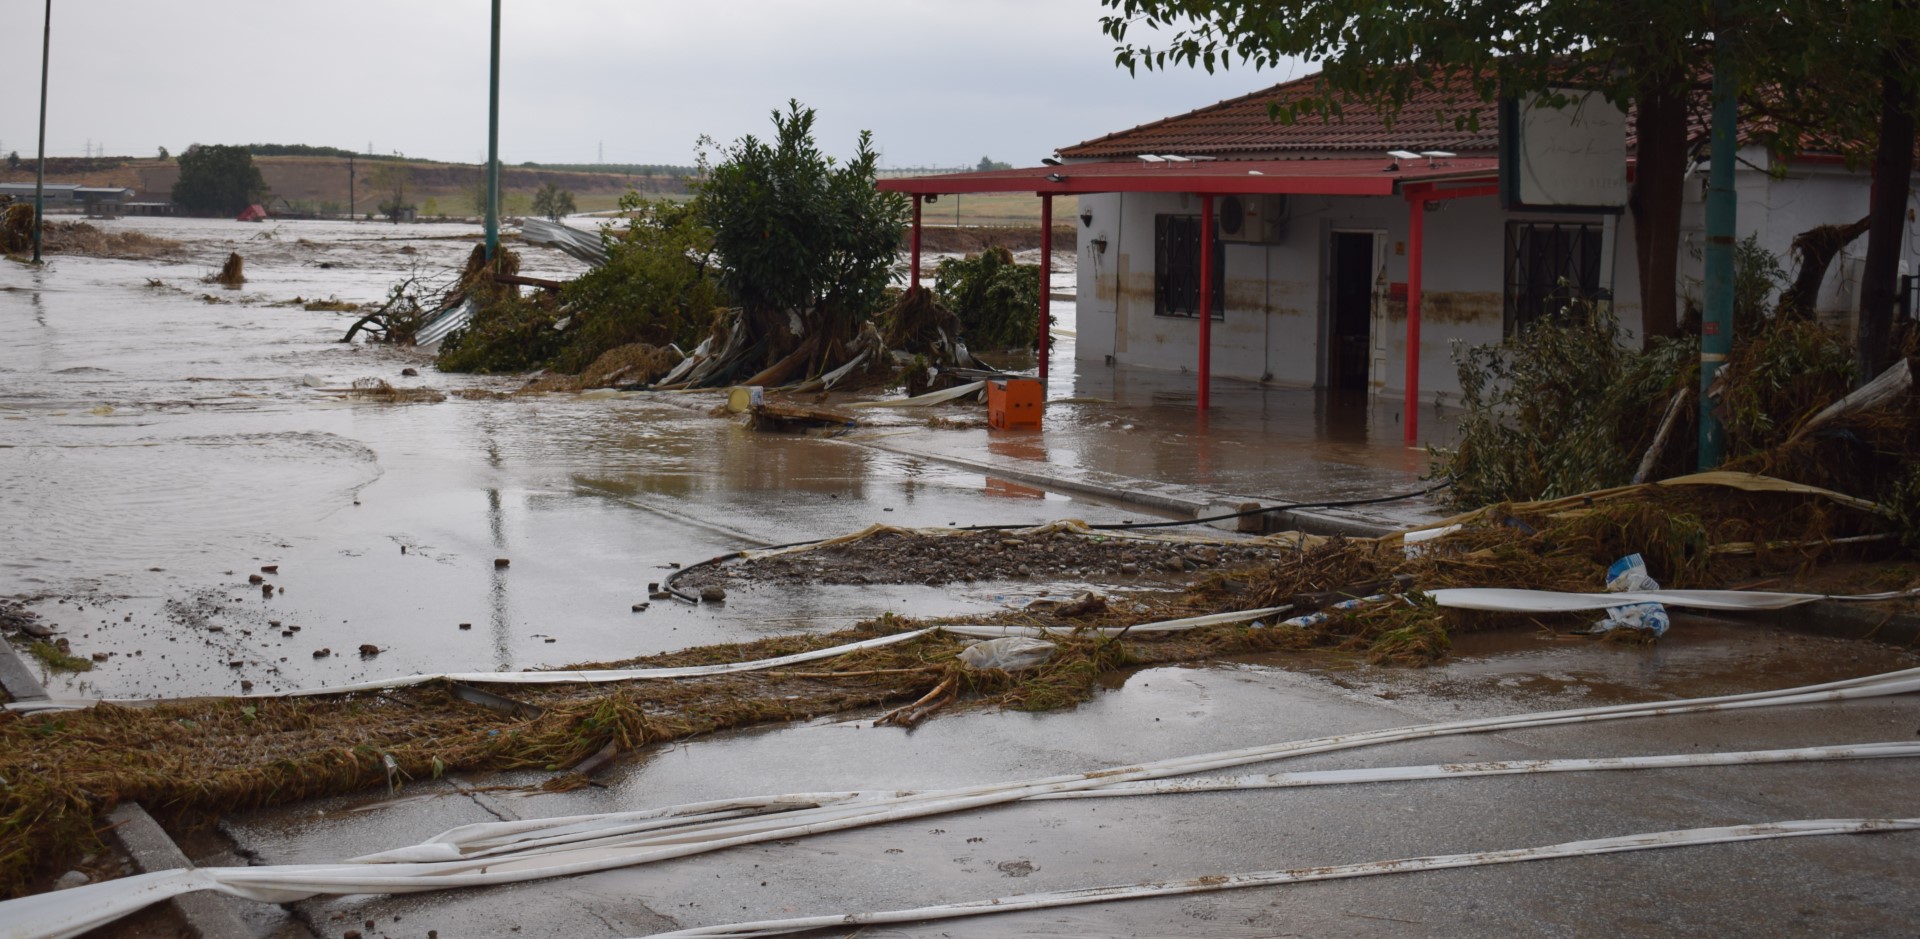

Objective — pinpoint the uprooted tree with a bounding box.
[680,100,908,388]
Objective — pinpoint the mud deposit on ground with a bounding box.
[679,528,1284,588]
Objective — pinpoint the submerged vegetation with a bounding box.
[1436,227,1918,519]
[933,245,1043,350]
[437,100,928,384]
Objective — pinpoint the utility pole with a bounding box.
[32,0,52,264]
[1698,6,1738,469]
[484,0,502,260]
[347,154,356,220]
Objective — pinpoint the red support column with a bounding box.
[1404,192,1424,446]
[1198,193,1214,411]
[910,196,923,290]
[1038,193,1052,388]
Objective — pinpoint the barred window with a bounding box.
[1504,221,1603,333]
[1155,214,1225,319]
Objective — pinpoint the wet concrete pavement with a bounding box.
[211,616,1920,938]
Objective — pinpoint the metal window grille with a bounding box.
[1504,221,1604,334]
[1154,214,1225,319]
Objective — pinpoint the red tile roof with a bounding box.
[877,157,1499,197]
[1061,71,1506,160]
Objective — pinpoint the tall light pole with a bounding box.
[484,0,501,261]
[32,0,52,264]
[1698,7,1737,469]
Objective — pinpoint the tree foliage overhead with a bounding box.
[697,99,906,327]
[1095,0,1920,357]
[171,144,268,216]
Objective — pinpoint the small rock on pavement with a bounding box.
[401,367,419,377]
[90,652,109,662]
[358,643,380,657]
[313,648,331,658]
[52,871,88,891]
[20,620,55,639]
[632,602,649,612]
[248,574,264,585]
[494,558,511,568]
[240,680,254,691]
[700,586,727,603]
[261,564,279,574]
[458,622,472,630]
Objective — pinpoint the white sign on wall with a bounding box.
[1500,87,1629,212]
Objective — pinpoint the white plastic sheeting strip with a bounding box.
[844,380,985,409]
[6,668,1919,939]
[2,629,938,713]
[943,606,1289,639]
[646,818,1920,938]
[5,605,1291,713]
[1430,586,1920,613]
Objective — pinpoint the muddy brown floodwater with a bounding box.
[0,216,1156,700]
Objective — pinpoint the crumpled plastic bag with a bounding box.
[957,637,1057,672]
[1590,553,1670,637]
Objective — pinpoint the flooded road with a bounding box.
[0,218,1148,698]
[214,615,1920,938]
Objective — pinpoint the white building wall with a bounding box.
[1075,189,1632,403]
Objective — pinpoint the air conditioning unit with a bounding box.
[1217,194,1289,244]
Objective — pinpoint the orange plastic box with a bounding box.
[987,378,1043,430]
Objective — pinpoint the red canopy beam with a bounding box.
[1401,182,1498,446]
[1038,193,1052,388]
[1198,193,1214,411]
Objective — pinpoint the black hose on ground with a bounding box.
[658,480,1452,603]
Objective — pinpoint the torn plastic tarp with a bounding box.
[1588,553,1671,637]
[956,637,1056,671]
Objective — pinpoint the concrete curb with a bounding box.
[0,635,51,704]
[849,439,1408,539]
[107,803,255,939]
[1747,601,1920,648]
[4,642,256,938]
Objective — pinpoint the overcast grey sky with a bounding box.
[2,0,1305,168]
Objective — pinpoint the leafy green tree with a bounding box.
[5,152,18,171]
[531,182,577,221]
[170,144,267,215]
[155,146,169,161]
[976,156,1013,172]
[696,99,907,365]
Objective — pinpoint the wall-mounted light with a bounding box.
[1079,208,1093,227]
[1090,235,1109,254]
[922,194,938,204]
[1045,173,1067,183]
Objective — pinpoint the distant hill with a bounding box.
[0,154,689,216]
